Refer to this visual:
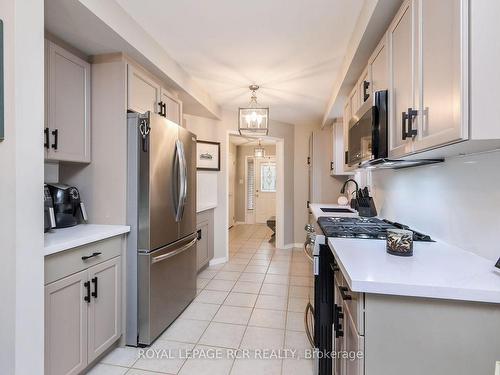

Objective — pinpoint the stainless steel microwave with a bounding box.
[347,90,388,167]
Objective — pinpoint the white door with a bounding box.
[228,148,236,227]
[45,270,88,375]
[87,257,121,363]
[255,157,276,224]
[388,1,415,157]
[413,0,466,151]
[46,41,91,163]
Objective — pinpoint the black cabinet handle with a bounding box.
[158,101,164,116]
[339,286,352,300]
[363,80,370,102]
[162,102,167,118]
[401,111,408,140]
[84,281,91,303]
[344,150,349,165]
[81,252,102,261]
[197,229,202,240]
[51,129,58,150]
[91,277,98,299]
[44,128,49,149]
[334,304,344,338]
[402,108,418,140]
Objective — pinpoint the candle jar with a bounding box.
[386,229,414,256]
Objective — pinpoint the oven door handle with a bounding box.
[304,301,315,347]
[303,241,314,263]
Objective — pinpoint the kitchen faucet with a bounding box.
[340,178,359,197]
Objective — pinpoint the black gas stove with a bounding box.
[317,216,433,241]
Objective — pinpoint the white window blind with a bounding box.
[247,159,255,210]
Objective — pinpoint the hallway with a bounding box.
[92,224,313,375]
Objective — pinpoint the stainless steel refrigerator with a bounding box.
[126,112,197,346]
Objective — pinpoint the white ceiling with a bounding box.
[116,0,363,125]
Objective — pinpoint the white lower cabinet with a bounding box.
[343,304,364,375]
[45,245,122,375]
[45,270,88,375]
[87,258,121,363]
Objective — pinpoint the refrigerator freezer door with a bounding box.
[178,126,197,239]
[139,113,179,251]
[138,234,197,345]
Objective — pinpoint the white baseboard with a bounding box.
[283,243,303,249]
[209,257,228,266]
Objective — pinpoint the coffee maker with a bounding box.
[47,184,88,228]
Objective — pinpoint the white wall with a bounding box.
[371,150,500,261]
[0,0,45,373]
[185,112,295,260]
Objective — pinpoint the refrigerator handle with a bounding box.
[174,140,186,222]
[179,140,188,219]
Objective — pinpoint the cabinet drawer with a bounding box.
[45,236,122,285]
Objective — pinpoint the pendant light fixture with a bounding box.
[254,139,265,158]
[239,85,269,137]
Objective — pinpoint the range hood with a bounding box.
[358,158,444,170]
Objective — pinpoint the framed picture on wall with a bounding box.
[196,140,220,171]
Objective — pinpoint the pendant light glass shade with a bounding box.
[254,139,265,158]
[239,85,269,137]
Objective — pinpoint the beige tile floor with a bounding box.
[90,224,314,375]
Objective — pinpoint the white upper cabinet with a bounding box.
[127,65,161,115]
[388,0,467,158]
[369,36,388,93]
[357,66,371,107]
[46,41,91,163]
[127,65,183,125]
[388,1,415,158]
[413,0,467,152]
[160,88,182,126]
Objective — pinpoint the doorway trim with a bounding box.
[225,131,285,255]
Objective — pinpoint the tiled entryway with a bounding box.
[91,224,313,375]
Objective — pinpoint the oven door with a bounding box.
[348,99,375,166]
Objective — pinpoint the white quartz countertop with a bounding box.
[309,203,358,222]
[44,224,130,256]
[328,236,500,304]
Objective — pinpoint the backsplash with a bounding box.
[370,150,500,261]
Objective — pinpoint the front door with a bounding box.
[255,157,276,224]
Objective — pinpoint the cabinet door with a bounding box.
[196,222,209,271]
[369,37,388,93]
[413,0,466,151]
[127,65,161,114]
[334,283,345,375]
[358,67,370,106]
[349,87,360,117]
[343,304,365,375]
[46,41,91,163]
[45,270,88,375]
[87,257,122,363]
[160,88,182,125]
[388,1,414,157]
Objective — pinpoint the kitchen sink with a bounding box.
[320,207,355,213]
